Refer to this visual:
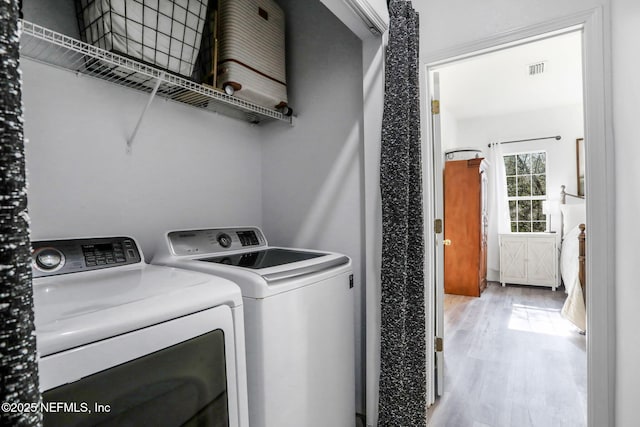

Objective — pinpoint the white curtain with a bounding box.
[487,144,510,279]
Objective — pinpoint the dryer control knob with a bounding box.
[217,233,233,248]
[35,248,65,271]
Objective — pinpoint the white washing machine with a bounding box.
[32,236,249,427]
[152,227,355,427]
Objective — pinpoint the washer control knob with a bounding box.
[35,248,65,271]
[217,233,233,248]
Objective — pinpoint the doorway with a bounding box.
[426,28,592,426]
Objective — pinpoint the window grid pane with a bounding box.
[532,200,545,221]
[509,201,517,221]
[504,155,516,175]
[517,154,531,174]
[517,176,532,197]
[532,222,546,232]
[507,176,517,197]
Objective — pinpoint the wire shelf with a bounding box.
[19,20,291,125]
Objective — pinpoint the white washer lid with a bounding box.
[33,264,242,356]
[157,248,352,299]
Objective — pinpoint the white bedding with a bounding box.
[560,225,586,331]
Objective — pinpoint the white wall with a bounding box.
[260,0,367,414]
[440,105,458,152]
[454,105,584,198]
[417,0,608,60]
[611,0,640,425]
[443,104,584,280]
[22,60,263,259]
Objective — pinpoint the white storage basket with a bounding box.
[76,0,208,78]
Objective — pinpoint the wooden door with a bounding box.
[444,159,483,297]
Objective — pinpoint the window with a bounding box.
[504,152,546,232]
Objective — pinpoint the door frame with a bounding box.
[422,7,614,427]
[429,71,444,404]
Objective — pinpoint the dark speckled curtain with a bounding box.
[378,0,425,426]
[1,1,42,426]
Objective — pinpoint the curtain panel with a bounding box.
[0,2,42,425]
[378,0,426,425]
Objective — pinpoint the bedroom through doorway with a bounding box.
[427,29,588,426]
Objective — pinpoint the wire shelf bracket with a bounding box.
[19,19,293,147]
[127,75,163,152]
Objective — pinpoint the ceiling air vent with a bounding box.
[528,61,547,76]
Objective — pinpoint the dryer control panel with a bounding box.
[168,227,267,256]
[32,237,142,278]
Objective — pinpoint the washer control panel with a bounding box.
[32,237,142,278]
[168,227,266,256]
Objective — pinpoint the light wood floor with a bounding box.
[426,282,587,427]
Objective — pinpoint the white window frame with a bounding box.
[504,150,547,232]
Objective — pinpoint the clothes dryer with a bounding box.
[32,236,249,427]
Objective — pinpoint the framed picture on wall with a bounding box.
[577,138,585,196]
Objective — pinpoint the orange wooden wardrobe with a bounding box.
[443,158,488,297]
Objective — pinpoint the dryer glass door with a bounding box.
[42,329,228,426]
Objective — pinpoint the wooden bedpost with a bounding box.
[578,224,586,304]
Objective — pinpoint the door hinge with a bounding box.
[435,337,444,352]
[434,219,443,234]
[431,99,440,115]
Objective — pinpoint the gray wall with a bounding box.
[23,0,79,38]
[22,59,264,258]
[23,0,367,415]
[260,0,366,413]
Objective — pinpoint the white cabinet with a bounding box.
[499,233,559,290]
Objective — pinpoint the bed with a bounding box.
[559,185,586,332]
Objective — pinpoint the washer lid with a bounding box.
[33,264,242,356]
[198,248,325,269]
[198,248,349,282]
[156,249,351,299]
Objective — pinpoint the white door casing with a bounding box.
[430,72,445,402]
[423,8,614,427]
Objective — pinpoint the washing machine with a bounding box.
[152,227,355,427]
[31,236,249,427]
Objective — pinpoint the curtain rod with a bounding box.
[487,135,561,147]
